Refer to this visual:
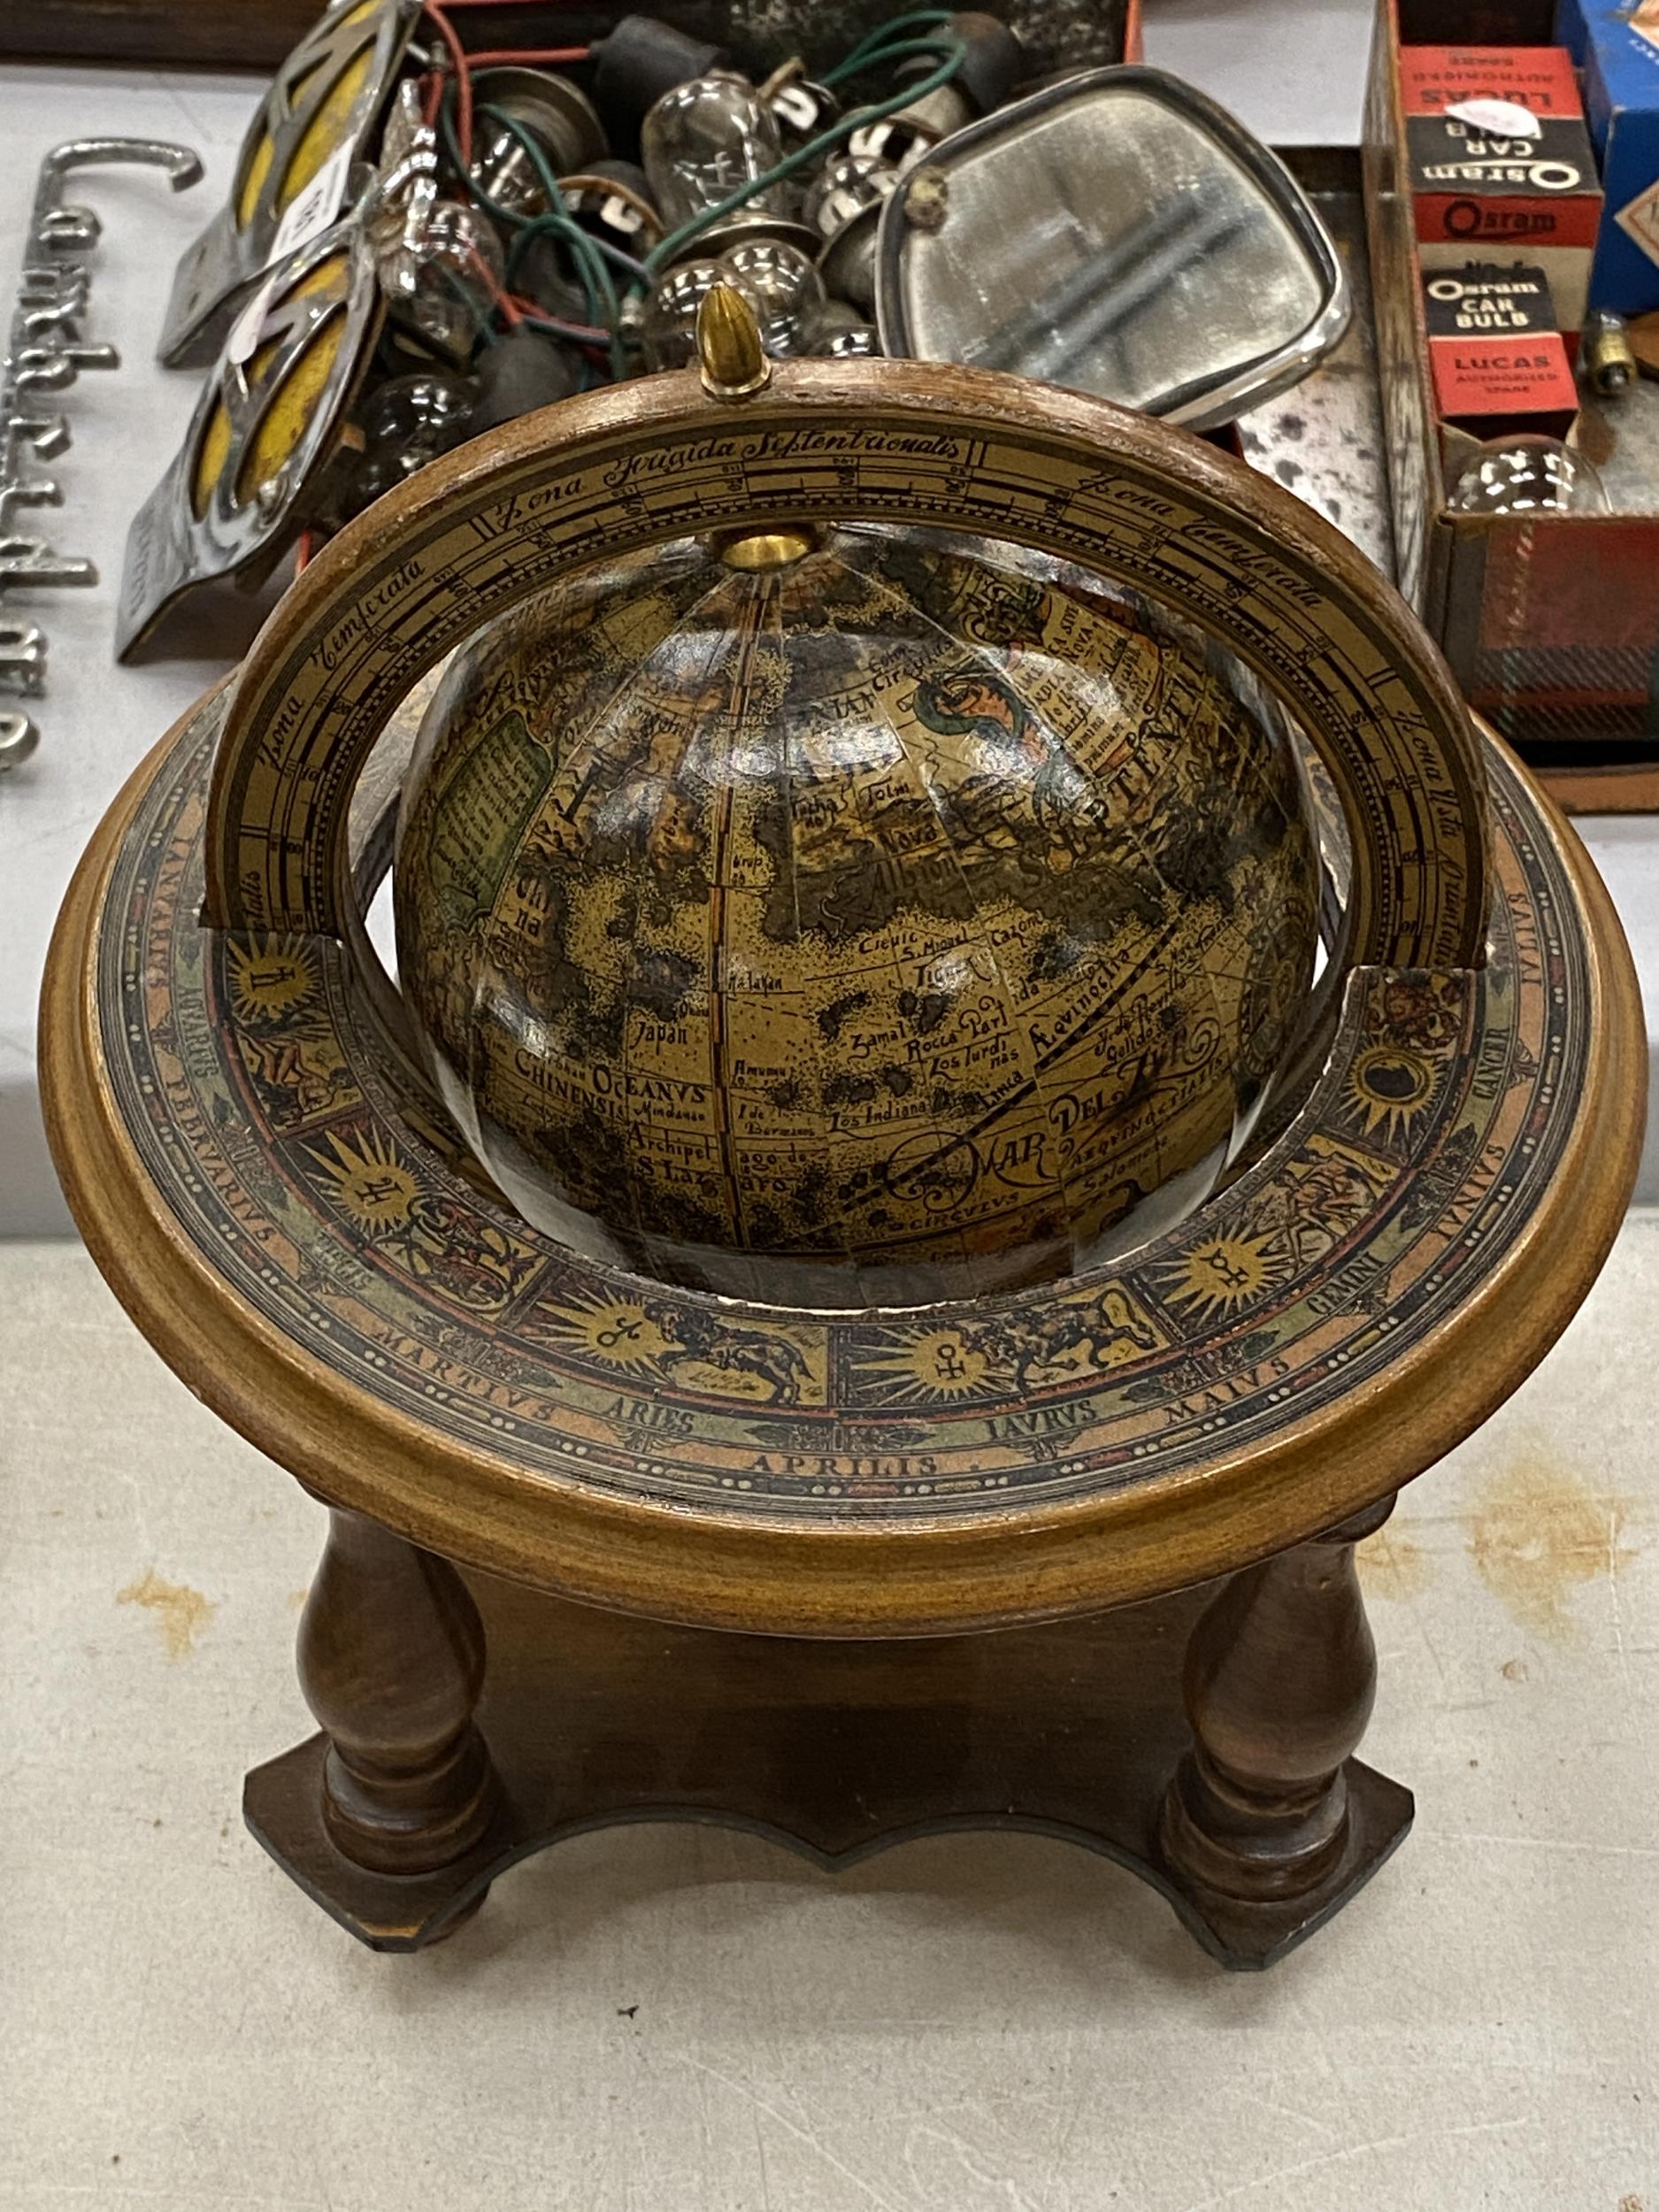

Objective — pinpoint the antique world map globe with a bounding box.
[393,521,1320,1309]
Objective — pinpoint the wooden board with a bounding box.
[0,0,1135,77]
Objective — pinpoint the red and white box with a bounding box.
[1403,45,1602,332]
[1423,262,1579,441]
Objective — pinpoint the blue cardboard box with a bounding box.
[1561,1,1659,313]
[1555,0,1590,65]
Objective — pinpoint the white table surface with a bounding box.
[0,65,263,1231]
[3,1,1652,1233]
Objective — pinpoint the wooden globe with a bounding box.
[42,287,1641,1965]
[393,526,1319,1306]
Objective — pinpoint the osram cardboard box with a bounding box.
[1403,42,1601,329]
[1364,0,1659,807]
[1423,261,1580,437]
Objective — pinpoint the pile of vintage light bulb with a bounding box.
[338,6,1011,512]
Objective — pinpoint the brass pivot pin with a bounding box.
[696,280,818,568]
[697,282,770,399]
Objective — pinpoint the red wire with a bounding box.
[422,1,472,168]
[295,530,316,572]
[424,0,598,348]
[423,0,592,180]
[475,251,522,325]
[462,44,591,65]
[506,291,611,342]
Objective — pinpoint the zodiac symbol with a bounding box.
[1199,1248,1256,1293]
[595,1314,645,1348]
[352,1172,407,1210]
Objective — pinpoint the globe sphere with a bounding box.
[393,525,1318,1308]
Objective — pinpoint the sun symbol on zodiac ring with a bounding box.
[1158,1233,1286,1321]
[227,936,318,1024]
[545,1295,671,1375]
[868,1328,991,1403]
[305,1126,421,1233]
[1346,1044,1435,1140]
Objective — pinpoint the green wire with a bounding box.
[438,90,627,374]
[434,94,602,319]
[641,35,965,277]
[438,88,625,366]
[831,35,968,77]
[821,10,956,85]
[439,96,645,284]
[474,103,624,371]
[432,14,966,380]
[506,211,650,287]
[433,259,497,346]
[481,104,629,377]
[470,108,653,284]
[503,217,646,353]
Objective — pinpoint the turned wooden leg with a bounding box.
[1159,1496,1394,1905]
[297,1509,500,1878]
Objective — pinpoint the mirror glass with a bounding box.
[876,70,1346,431]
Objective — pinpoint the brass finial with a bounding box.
[697,283,770,400]
[695,281,806,563]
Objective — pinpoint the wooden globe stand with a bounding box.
[43,320,1643,1968]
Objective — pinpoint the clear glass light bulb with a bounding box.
[472,116,551,219]
[722,237,826,358]
[641,243,827,371]
[763,68,840,157]
[350,369,476,511]
[846,86,972,175]
[808,296,881,356]
[641,72,791,230]
[803,151,897,315]
[804,151,896,241]
[640,257,728,370]
[396,199,504,361]
[1447,436,1610,516]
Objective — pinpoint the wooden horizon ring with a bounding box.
[43,698,1640,1635]
[201,355,1488,973]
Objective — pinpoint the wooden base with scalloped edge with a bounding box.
[244,1553,1412,1970]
